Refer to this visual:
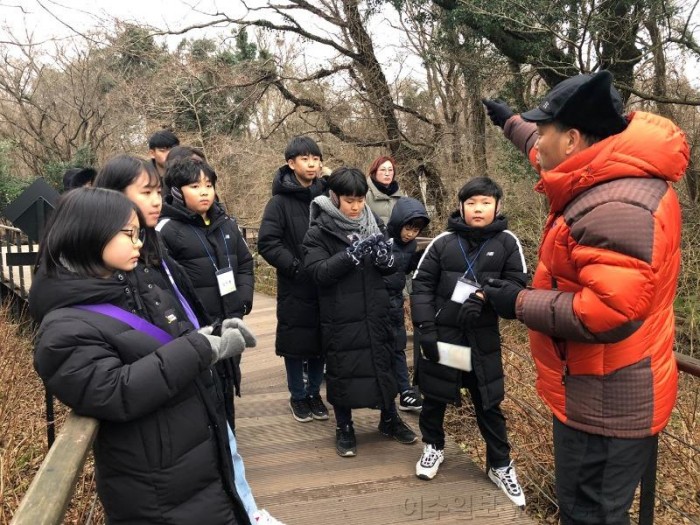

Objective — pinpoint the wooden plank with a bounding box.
[236,293,536,525]
[11,413,99,525]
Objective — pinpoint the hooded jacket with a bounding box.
[385,197,430,332]
[302,201,398,409]
[30,265,250,525]
[505,111,689,438]
[257,166,327,358]
[411,213,527,407]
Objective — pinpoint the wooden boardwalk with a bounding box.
[238,293,535,525]
[1,252,536,524]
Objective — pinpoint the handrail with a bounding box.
[0,224,22,234]
[675,351,700,376]
[10,413,99,525]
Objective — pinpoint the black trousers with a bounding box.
[553,417,658,525]
[419,371,511,469]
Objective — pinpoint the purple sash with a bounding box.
[74,304,174,345]
[161,261,201,329]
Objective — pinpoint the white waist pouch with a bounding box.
[437,341,472,372]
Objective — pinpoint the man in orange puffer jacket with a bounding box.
[482,71,689,525]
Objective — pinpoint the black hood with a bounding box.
[387,197,430,242]
[271,165,327,202]
[29,265,128,324]
[446,211,508,248]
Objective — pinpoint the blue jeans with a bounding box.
[227,423,257,522]
[394,326,411,393]
[285,356,324,401]
[334,404,397,426]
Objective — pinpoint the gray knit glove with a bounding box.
[198,325,221,359]
[221,317,257,348]
[198,325,246,364]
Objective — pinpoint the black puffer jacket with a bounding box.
[158,200,254,418]
[144,244,213,328]
[411,213,528,408]
[302,202,398,410]
[30,266,250,525]
[258,166,327,358]
[385,197,430,332]
[157,200,254,322]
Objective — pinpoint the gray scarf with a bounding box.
[310,195,381,238]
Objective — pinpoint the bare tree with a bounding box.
[0,37,121,179]
[163,0,450,209]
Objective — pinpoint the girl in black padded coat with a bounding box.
[30,188,251,525]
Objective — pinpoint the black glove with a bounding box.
[346,235,377,265]
[457,293,484,326]
[371,238,395,269]
[482,99,515,129]
[482,278,522,320]
[419,325,439,363]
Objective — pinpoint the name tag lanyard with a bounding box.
[457,237,486,283]
[189,226,238,296]
[189,226,232,272]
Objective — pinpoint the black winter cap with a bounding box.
[521,70,628,138]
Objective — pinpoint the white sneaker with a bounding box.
[254,509,286,525]
[488,461,526,507]
[415,444,444,480]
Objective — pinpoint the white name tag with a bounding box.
[451,277,480,304]
[216,268,237,296]
[437,341,472,372]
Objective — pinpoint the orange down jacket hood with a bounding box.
[518,111,689,438]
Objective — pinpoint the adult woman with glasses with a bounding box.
[30,188,252,524]
[365,155,404,226]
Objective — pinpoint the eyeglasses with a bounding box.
[377,168,394,173]
[120,228,146,245]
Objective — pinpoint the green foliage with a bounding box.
[0,141,30,211]
[40,145,97,191]
[171,31,263,137]
[108,24,166,78]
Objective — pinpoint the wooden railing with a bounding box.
[10,413,99,525]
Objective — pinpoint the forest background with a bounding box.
[0,0,699,523]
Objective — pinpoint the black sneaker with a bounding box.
[336,423,356,457]
[307,394,329,420]
[378,414,418,444]
[289,397,313,423]
[399,389,423,412]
